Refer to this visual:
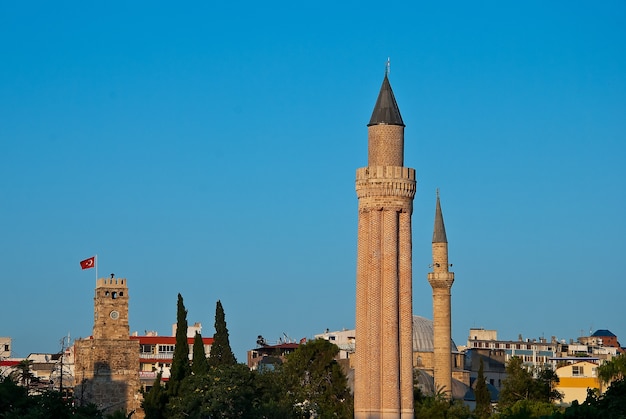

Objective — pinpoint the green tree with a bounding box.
[254,368,293,418]
[105,410,134,419]
[0,375,29,416]
[535,366,562,404]
[498,357,561,415]
[12,359,34,389]
[498,357,534,409]
[207,300,237,367]
[168,293,191,397]
[74,402,105,418]
[414,389,471,419]
[474,357,491,419]
[280,338,353,418]
[598,353,626,385]
[167,364,257,419]
[495,399,559,419]
[0,374,105,419]
[141,372,167,419]
[192,331,209,375]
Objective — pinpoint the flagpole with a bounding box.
[95,254,98,283]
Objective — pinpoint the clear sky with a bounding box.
[1,2,625,362]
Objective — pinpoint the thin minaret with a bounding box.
[427,190,455,397]
[355,70,416,419]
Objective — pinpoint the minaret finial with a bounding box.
[436,187,440,199]
[386,57,390,76]
[369,59,404,127]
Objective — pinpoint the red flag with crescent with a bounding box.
[80,257,95,270]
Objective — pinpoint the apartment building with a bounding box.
[467,328,557,370]
[131,331,213,388]
[554,360,601,405]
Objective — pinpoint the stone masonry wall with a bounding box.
[74,338,142,417]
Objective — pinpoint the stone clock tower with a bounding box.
[74,277,142,417]
[92,276,131,340]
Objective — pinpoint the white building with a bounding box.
[0,337,11,358]
[315,328,355,360]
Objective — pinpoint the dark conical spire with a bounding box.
[368,73,405,127]
[433,189,448,243]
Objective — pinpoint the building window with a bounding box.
[572,366,584,376]
[158,345,175,353]
[141,344,154,354]
[3,344,8,352]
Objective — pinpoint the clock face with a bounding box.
[110,310,120,320]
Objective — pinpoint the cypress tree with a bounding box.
[207,300,237,367]
[168,293,191,396]
[142,372,167,419]
[192,331,209,375]
[474,357,491,418]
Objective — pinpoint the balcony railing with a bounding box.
[140,352,173,360]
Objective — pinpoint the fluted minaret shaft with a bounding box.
[355,73,416,419]
[427,192,455,398]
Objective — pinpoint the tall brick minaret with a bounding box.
[355,71,416,419]
[427,191,455,397]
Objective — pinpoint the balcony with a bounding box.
[140,352,173,360]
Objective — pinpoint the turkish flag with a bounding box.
[80,257,95,270]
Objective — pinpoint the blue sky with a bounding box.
[1,2,624,361]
